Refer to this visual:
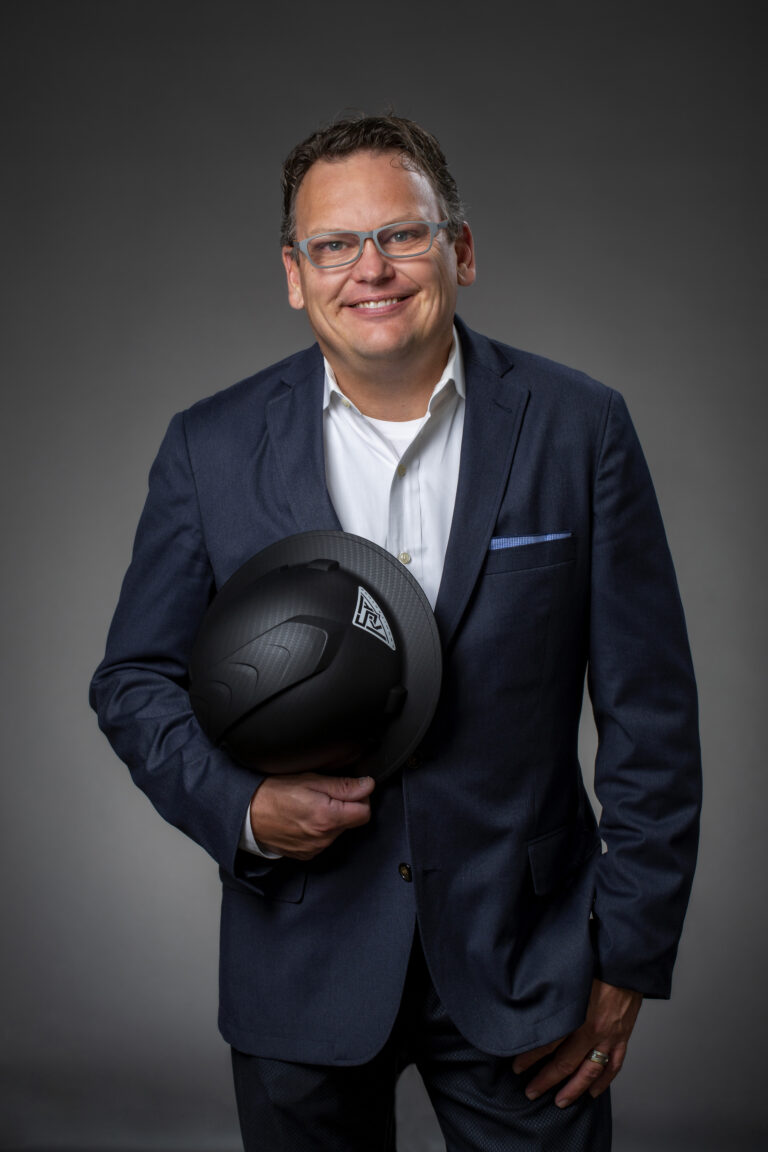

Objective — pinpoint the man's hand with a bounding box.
[249,773,376,860]
[512,979,643,1108]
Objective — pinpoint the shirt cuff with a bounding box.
[240,804,283,859]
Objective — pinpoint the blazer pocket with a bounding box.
[484,534,577,574]
[527,821,600,896]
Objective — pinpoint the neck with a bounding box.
[325,334,453,421]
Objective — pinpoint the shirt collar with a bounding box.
[322,325,465,414]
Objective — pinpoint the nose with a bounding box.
[353,236,393,280]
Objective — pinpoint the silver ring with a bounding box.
[588,1049,610,1066]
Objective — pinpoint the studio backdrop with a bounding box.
[1,2,765,1150]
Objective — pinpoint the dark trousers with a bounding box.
[231,933,611,1152]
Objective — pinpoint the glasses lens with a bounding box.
[377,221,433,258]
[306,233,361,268]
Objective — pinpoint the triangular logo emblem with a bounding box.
[352,587,396,650]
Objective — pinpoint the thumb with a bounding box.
[311,774,376,802]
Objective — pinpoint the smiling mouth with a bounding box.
[350,297,407,310]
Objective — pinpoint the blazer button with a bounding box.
[398,863,413,883]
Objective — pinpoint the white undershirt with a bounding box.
[241,328,466,856]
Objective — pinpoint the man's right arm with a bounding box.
[90,412,371,877]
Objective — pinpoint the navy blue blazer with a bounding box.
[90,319,701,1064]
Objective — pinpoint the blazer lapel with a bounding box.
[265,348,342,533]
[434,324,530,650]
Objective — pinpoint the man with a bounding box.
[90,114,701,1150]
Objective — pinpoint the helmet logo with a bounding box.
[353,586,396,650]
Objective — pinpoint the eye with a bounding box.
[378,222,432,255]
[305,232,360,266]
[388,228,419,244]
[308,231,356,249]
[314,237,353,253]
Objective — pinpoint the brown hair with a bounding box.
[280,112,466,248]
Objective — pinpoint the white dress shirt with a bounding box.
[241,329,466,856]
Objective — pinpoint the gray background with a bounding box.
[1,1,765,1149]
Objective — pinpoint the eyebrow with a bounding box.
[301,216,430,237]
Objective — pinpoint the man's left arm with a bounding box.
[515,388,702,1104]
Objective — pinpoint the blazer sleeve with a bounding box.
[89,411,272,886]
[587,389,702,998]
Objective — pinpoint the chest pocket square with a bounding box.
[485,532,575,574]
[489,533,572,550]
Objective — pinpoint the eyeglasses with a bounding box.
[292,220,449,269]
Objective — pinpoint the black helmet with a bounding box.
[189,531,442,780]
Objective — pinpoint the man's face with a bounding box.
[281,150,475,380]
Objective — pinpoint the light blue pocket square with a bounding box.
[489,533,572,550]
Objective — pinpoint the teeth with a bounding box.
[354,298,401,309]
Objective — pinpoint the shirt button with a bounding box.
[341,398,351,408]
[399,863,413,883]
[398,551,411,564]
[397,464,407,477]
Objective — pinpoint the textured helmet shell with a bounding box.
[189,557,406,774]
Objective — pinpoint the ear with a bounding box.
[282,247,305,310]
[454,222,476,287]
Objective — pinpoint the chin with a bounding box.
[349,324,422,359]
